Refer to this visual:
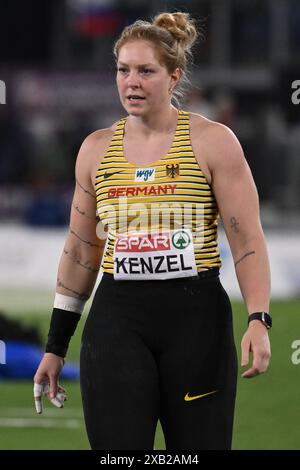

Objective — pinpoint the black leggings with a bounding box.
[80,269,238,450]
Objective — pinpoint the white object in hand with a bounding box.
[33,382,67,414]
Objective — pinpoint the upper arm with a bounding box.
[68,131,108,251]
[206,124,263,257]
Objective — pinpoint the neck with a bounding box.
[126,106,179,137]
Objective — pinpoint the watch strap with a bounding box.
[248,312,272,329]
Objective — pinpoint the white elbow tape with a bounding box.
[54,293,86,314]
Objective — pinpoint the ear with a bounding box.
[170,67,182,89]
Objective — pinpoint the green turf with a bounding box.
[0,299,299,449]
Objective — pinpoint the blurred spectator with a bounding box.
[0,311,42,346]
[24,179,70,227]
[0,107,31,185]
[213,89,237,131]
[185,87,216,120]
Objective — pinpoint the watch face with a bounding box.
[262,313,272,328]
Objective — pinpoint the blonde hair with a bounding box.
[114,12,199,105]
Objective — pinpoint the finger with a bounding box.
[241,366,260,379]
[56,392,67,402]
[242,351,270,378]
[242,346,261,378]
[255,354,270,374]
[34,398,42,414]
[252,344,270,372]
[252,355,264,374]
[33,383,44,397]
[49,375,58,399]
[50,396,64,408]
[33,383,44,414]
[262,355,270,372]
[241,339,250,367]
[56,385,67,402]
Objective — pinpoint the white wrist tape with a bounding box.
[54,293,86,314]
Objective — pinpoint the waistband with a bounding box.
[101,267,220,282]
[184,267,220,281]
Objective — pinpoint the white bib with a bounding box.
[113,228,198,280]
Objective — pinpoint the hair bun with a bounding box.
[153,12,197,49]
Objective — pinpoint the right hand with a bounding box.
[241,321,271,379]
[33,352,67,414]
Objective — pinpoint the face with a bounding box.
[116,40,179,117]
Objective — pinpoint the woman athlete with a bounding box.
[33,12,271,450]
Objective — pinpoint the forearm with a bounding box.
[56,234,104,301]
[233,232,271,314]
[46,238,104,357]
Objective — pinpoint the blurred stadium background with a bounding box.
[0,0,300,450]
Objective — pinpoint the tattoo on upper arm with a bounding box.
[72,202,99,221]
[234,251,255,267]
[63,248,99,273]
[57,277,90,300]
[70,228,101,248]
[230,217,239,233]
[76,178,96,199]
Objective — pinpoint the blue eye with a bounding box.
[142,69,153,75]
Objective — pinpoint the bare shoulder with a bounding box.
[189,112,245,172]
[77,125,116,164]
[75,122,119,188]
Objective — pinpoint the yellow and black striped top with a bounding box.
[95,110,222,275]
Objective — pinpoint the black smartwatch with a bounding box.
[248,312,272,330]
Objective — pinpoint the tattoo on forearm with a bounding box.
[72,202,99,221]
[76,179,96,199]
[235,251,256,267]
[63,248,99,273]
[57,277,90,300]
[230,217,239,233]
[70,228,101,248]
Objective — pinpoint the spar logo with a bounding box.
[172,230,191,250]
[115,232,170,252]
[113,229,198,280]
[115,230,191,253]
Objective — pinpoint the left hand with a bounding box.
[241,320,271,378]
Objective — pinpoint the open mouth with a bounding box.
[127,95,146,102]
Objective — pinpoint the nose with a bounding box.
[126,70,140,89]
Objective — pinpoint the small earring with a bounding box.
[169,88,173,94]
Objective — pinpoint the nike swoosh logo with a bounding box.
[184,390,218,401]
[103,170,127,179]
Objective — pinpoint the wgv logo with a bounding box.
[0,340,6,364]
[135,168,155,182]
